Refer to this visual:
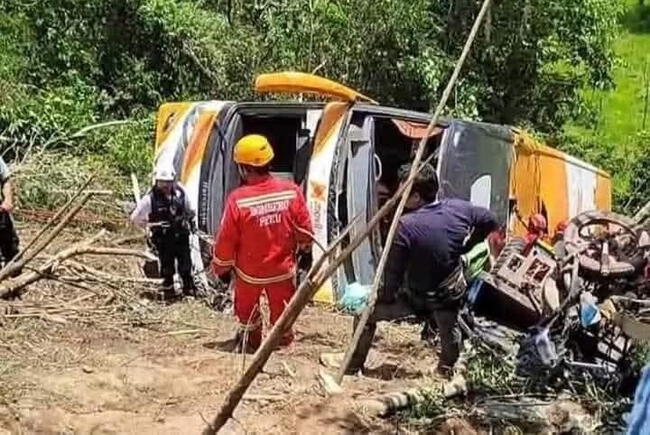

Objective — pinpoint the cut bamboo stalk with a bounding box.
[0,192,95,282]
[202,1,493,430]
[336,0,494,384]
[0,176,93,279]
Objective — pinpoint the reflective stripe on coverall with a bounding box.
[212,174,313,347]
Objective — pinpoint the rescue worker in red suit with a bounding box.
[212,134,313,351]
[523,213,548,254]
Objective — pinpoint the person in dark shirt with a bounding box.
[0,156,20,274]
[347,163,498,376]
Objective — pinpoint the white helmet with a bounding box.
[154,167,176,181]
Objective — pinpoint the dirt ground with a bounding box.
[0,225,443,434]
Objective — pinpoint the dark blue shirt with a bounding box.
[384,198,498,302]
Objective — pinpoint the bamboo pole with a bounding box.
[203,153,437,434]
[336,0,494,384]
[0,191,95,282]
[203,1,493,430]
[0,176,93,280]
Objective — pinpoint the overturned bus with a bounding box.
[152,72,611,303]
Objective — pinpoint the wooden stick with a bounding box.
[0,229,106,298]
[63,259,158,284]
[0,233,153,299]
[0,191,95,282]
[336,0,494,384]
[202,153,436,433]
[68,120,134,140]
[131,172,142,202]
[634,200,650,224]
[109,233,145,246]
[50,189,112,196]
[0,177,93,277]
[203,3,493,428]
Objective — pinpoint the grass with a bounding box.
[566,0,650,146]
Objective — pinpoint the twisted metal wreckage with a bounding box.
[464,207,650,387]
[353,206,650,430]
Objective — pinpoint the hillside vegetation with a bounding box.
[1,0,646,211]
[563,0,650,213]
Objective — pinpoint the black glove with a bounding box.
[0,210,10,229]
[218,272,232,286]
[297,250,313,271]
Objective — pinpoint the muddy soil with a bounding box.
[0,274,442,434]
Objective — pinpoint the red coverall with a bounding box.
[523,213,548,254]
[212,174,313,348]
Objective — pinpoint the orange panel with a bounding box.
[155,102,192,149]
[537,152,569,237]
[511,130,611,240]
[180,111,218,184]
[595,174,612,211]
[511,154,537,235]
[511,134,542,236]
[312,102,350,155]
[511,132,569,238]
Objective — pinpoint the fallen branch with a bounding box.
[0,177,93,279]
[109,233,145,246]
[166,329,203,336]
[63,259,158,284]
[68,120,134,140]
[51,189,113,196]
[0,191,95,282]
[9,120,134,163]
[242,394,283,402]
[182,41,218,83]
[0,232,154,299]
[634,200,650,224]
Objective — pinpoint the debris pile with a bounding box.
[431,208,648,431]
[354,207,648,432]
[0,179,161,316]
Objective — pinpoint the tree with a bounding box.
[0,0,628,177]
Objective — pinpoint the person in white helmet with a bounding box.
[130,168,196,300]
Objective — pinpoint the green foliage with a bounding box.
[458,0,625,130]
[562,0,650,212]
[0,0,638,207]
[560,123,650,215]
[83,117,154,180]
[1,0,627,124]
[1,81,101,146]
[16,151,129,218]
[631,343,650,368]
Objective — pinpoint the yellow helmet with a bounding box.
[233,134,274,167]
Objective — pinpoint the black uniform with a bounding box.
[0,211,19,266]
[148,185,194,294]
[0,165,19,269]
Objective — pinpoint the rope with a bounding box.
[336,0,495,383]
